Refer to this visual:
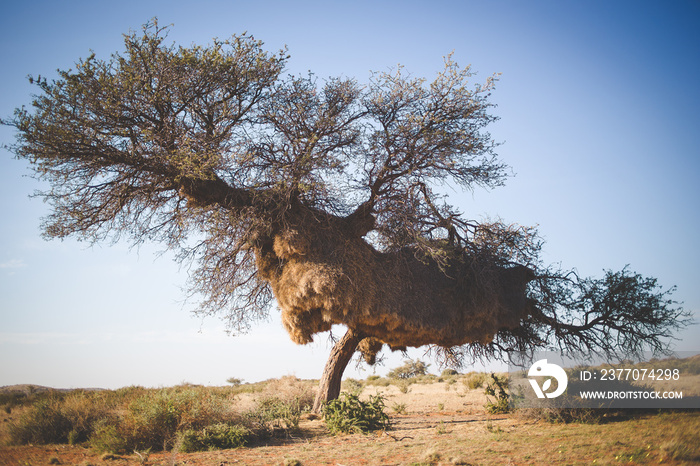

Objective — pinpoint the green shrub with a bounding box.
[484,373,511,414]
[178,423,250,452]
[323,393,390,434]
[441,369,459,377]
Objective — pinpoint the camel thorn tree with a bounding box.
[2,21,690,413]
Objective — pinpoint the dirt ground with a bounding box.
[1,381,699,465]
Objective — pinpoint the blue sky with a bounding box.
[1,0,699,389]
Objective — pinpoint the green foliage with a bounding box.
[441,369,459,377]
[323,393,390,434]
[178,423,250,452]
[387,359,430,379]
[484,373,511,414]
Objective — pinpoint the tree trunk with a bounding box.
[312,328,364,413]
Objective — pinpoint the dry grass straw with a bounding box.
[4,378,317,453]
[255,210,534,360]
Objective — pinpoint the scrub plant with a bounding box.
[323,393,390,434]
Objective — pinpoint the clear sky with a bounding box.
[1,0,699,389]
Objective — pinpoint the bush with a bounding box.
[241,376,315,438]
[60,392,114,444]
[0,391,32,414]
[342,378,364,396]
[244,395,304,434]
[90,422,129,454]
[512,368,643,424]
[516,405,604,424]
[365,376,391,387]
[484,373,511,414]
[178,423,250,452]
[323,393,390,434]
[259,376,315,411]
[387,359,429,379]
[7,378,315,453]
[125,386,237,451]
[9,391,117,449]
[8,396,72,444]
[463,372,487,390]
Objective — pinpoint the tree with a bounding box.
[3,21,691,412]
[387,359,430,380]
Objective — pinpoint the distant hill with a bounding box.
[0,384,104,395]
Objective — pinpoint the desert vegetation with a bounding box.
[2,376,315,455]
[2,357,699,465]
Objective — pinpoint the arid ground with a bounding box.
[1,375,699,465]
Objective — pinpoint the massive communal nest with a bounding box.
[253,208,535,363]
